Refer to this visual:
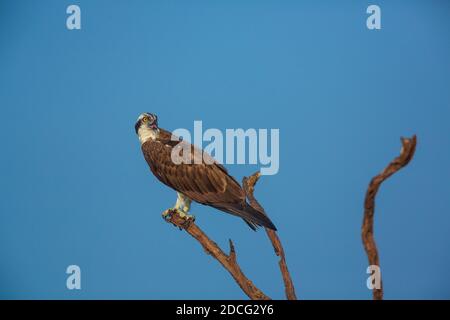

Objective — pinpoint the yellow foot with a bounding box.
[177,210,195,221]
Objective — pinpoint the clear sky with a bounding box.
[0,0,449,299]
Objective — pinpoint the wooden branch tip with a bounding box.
[228,239,237,262]
[362,135,417,300]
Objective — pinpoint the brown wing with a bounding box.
[142,137,245,206]
[140,129,276,230]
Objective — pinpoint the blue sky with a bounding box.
[0,0,449,299]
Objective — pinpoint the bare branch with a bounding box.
[164,210,270,300]
[243,172,298,300]
[362,135,417,300]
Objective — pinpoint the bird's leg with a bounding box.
[162,193,195,222]
[175,193,195,220]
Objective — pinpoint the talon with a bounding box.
[162,209,174,221]
[178,210,195,221]
[177,210,195,228]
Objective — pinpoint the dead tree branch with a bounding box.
[163,210,270,300]
[243,172,298,300]
[362,135,417,300]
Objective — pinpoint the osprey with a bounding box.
[135,112,277,231]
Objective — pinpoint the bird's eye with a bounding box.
[142,117,148,123]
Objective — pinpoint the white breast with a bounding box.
[138,127,159,145]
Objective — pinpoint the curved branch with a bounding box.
[243,172,298,300]
[362,135,417,300]
[163,210,270,300]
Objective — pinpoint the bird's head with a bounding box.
[135,112,159,144]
